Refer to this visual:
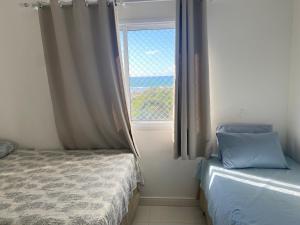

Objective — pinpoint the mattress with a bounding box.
[0,149,139,225]
[197,157,300,225]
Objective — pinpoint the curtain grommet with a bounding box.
[85,0,98,7]
[58,0,73,8]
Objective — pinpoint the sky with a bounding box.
[120,28,175,77]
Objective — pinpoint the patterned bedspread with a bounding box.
[0,149,139,225]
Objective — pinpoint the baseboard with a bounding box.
[139,196,200,207]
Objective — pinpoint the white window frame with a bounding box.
[119,21,175,130]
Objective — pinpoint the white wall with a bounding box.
[0,0,60,149]
[117,0,175,23]
[207,0,292,145]
[0,0,293,199]
[287,0,300,162]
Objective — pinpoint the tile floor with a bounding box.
[132,206,207,225]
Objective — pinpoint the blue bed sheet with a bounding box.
[197,157,300,225]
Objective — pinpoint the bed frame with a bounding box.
[120,188,140,225]
[199,187,213,225]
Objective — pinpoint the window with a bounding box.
[119,23,175,122]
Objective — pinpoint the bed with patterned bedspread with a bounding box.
[0,149,139,225]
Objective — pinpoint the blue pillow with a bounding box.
[217,132,288,169]
[216,123,273,160]
[217,123,273,134]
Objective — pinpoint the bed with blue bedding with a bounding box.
[197,156,300,225]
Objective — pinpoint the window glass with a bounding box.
[121,27,175,121]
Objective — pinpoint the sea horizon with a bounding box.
[129,75,174,88]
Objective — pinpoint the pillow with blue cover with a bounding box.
[216,123,273,159]
[217,132,288,169]
[0,140,17,159]
[216,123,273,134]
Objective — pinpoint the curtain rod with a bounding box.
[20,1,112,8]
[19,0,175,9]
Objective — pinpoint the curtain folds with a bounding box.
[38,0,139,158]
[174,0,211,160]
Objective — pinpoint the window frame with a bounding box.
[119,21,176,129]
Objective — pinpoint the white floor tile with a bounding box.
[149,206,205,224]
[133,206,151,223]
[149,223,205,225]
[133,206,206,225]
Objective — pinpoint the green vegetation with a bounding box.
[131,87,174,121]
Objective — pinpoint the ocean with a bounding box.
[129,75,174,89]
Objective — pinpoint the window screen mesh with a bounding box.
[126,28,175,121]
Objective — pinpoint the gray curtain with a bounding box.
[174,0,211,159]
[38,0,139,157]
